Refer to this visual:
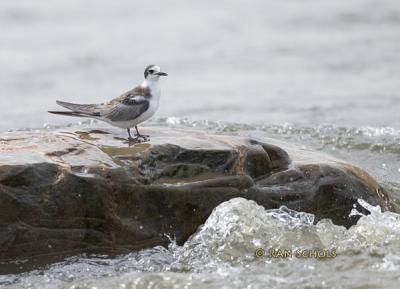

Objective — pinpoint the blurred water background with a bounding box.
[1,0,399,130]
[1,0,400,288]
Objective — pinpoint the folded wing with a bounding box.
[103,96,149,122]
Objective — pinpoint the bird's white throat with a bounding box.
[142,78,160,100]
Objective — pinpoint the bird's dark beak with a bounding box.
[156,72,168,76]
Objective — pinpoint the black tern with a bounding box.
[49,65,167,141]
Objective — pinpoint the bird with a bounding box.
[49,65,167,141]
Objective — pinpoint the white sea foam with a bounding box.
[3,197,400,289]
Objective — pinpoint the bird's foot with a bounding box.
[135,134,150,138]
[136,134,150,142]
[128,135,149,144]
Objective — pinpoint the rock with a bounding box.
[0,126,395,262]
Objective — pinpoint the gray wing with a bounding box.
[102,96,150,122]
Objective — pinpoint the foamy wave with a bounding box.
[174,198,400,266]
[3,197,400,289]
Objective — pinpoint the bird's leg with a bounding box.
[135,126,149,139]
[127,127,145,144]
[127,128,134,140]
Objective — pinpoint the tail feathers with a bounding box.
[48,110,91,117]
[56,100,81,111]
[55,100,100,116]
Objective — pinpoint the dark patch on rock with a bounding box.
[0,163,61,188]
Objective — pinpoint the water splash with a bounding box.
[173,198,400,267]
[3,197,400,289]
[174,199,319,266]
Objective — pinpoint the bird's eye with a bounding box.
[148,70,154,74]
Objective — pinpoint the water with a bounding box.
[1,0,400,288]
[1,0,400,130]
[2,198,400,289]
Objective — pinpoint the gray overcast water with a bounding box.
[1,0,400,288]
[0,0,399,131]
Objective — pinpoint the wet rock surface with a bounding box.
[0,126,395,262]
